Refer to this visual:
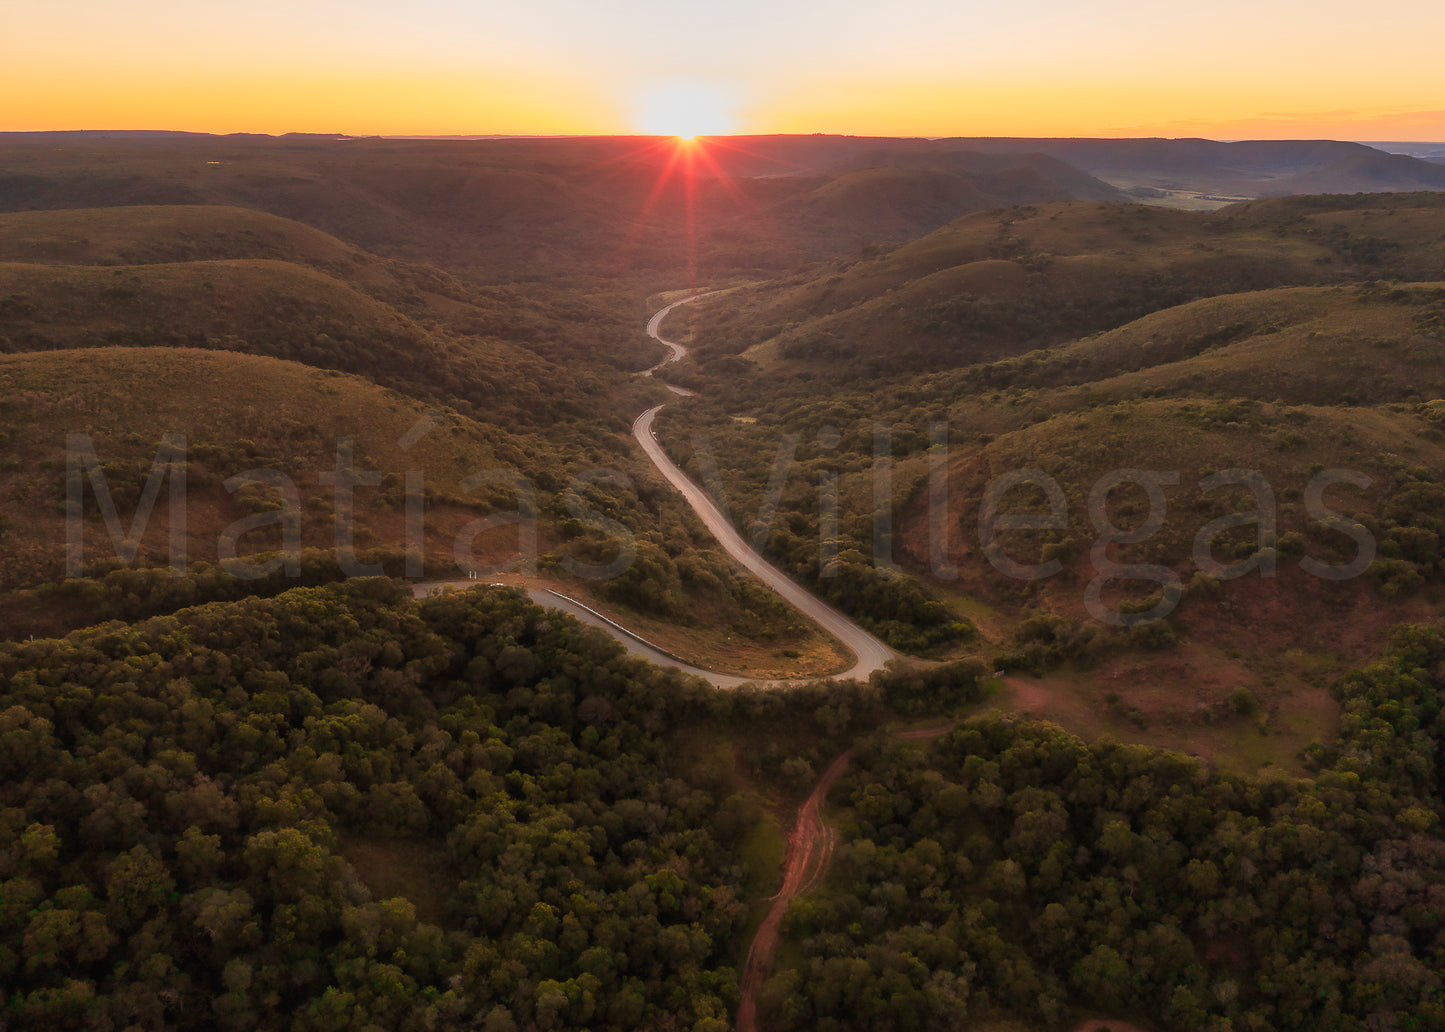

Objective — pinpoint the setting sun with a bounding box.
[635,81,738,138]
[5,0,1445,1023]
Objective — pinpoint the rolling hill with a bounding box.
[0,203,391,276]
[931,136,1445,197]
[0,204,841,666]
[1268,149,1445,195]
[0,134,1154,281]
[0,205,660,431]
[682,193,1445,379]
[0,346,527,593]
[0,256,589,427]
[0,345,841,669]
[648,191,1445,737]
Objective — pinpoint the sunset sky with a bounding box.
[6,0,1444,140]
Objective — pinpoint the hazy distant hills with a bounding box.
[1272,148,1445,194]
[1366,141,1445,163]
[914,136,1445,196]
[673,134,1445,202]
[0,134,1144,280]
[688,135,1445,204]
[835,148,1129,201]
[3,133,1440,283]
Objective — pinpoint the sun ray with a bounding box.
[601,135,791,287]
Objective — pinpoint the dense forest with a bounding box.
[0,579,975,1029]
[2,577,1443,1029]
[760,624,1445,1031]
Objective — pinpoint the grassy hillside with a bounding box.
[0,204,383,274]
[0,257,425,353]
[761,159,1131,252]
[0,345,841,667]
[0,205,659,372]
[652,193,1445,739]
[912,281,1445,417]
[0,206,663,431]
[683,194,1445,380]
[0,257,587,426]
[0,136,1148,283]
[0,346,526,590]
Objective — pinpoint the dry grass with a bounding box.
[571,587,854,678]
[689,197,1445,380]
[0,204,385,277]
[0,347,523,586]
[0,257,421,347]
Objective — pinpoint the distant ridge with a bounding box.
[0,129,360,141]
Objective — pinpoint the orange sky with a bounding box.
[5,0,1444,140]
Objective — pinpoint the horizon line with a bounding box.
[3,129,1445,146]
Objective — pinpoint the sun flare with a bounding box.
[635,82,737,138]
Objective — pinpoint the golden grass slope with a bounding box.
[0,204,389,279]
[0,206,656,430]
[0,256,589,427]
[942,282,1445,419]
[0,346,534,590]
[0,258,421,353]
[691,195,1445,378]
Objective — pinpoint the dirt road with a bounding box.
[736,725,952,1031]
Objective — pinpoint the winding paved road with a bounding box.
[635,295,896,683]
[415,292,896,688]
[413,581,760,688]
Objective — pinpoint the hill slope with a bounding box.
[0,135,1146,280]
[0,206,661,430]
[684,193,1445,379]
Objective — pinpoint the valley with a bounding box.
[1,131,1444,1031]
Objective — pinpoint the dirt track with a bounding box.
[735,748,853,1032]
[737,726,950,1031]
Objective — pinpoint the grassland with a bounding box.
[5,142,1445,753]
[684,194,1445,381]
[649,191,1445,757]
[0,205,666,433]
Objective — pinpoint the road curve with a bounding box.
[413,581,759,689]
[642,299,691,374]
[414,293,895,688]
[635,295,896,683]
